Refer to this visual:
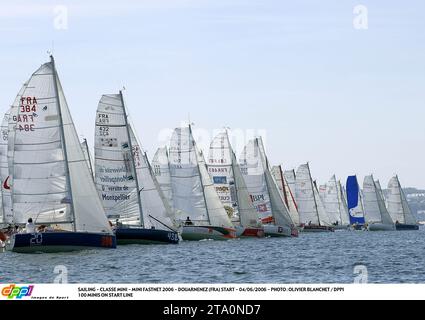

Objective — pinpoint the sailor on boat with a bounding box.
[25,218,36,234]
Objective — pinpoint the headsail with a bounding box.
[240,138,293,227]
[272,166,299,225]
[0,110,12,225]
[208,131,259,227]
[363,175,393,225]
[295,163,331,226]
[8,58,111,233]
[169,126,232,227]
[346,175,365,224]
[387,176,416,225]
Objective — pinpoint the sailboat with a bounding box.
[152,147,174,213]
[346,175,366,230]
[295,163,334,232]
[94,92,179,245]
[363,175,395,231]
[387,175,419,231]
[7,56,116,253]
[271,165,300,227]
[321,175,350,230]
[0,110,11,248]
[240,138,298,237]
[169,125,236,240]
[208,131,264,238]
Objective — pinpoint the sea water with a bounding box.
[1,228,424,283]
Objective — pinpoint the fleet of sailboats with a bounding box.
[0,56,421,252]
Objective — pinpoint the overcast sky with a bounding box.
[1,0,424,188]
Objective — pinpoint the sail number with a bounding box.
[99,126,109,136]
[167,232,179,242]
[18,124,35,132]
[30,233,43,245]
[101,236,114,247]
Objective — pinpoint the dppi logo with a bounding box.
[1,284,34,299]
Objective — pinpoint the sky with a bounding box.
[1,0,425,188]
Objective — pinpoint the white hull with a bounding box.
[181,226,236,241]
[263,225,292,237]
[367,223,396,231]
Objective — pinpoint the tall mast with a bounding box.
[120,90,145,227]
[307,163,320,226]
[396,175,408,224]
[278,165,289,208]
[83,138,94,180]
[191,124,210,224]
[225,130,241,224]
[50,55,77,232]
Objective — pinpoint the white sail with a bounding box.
[197,149,233,228]
[81,139,94,179]
[129,127,175,229]
[387,176,417,225]
[152,147,174,212]
[169,127,232,227]
[8,60,111,233]
[208,131,259,227]
[283,169,300,223]
[322,175,342,225]
[240,138,293,227]
[169,127,209,224]
[295,164,320,225]
[230,147,260,227]
[94,94,173,230]
[94,94,141,225]
[207,132,236,221]
[272,166,300,224]
[338,181,350,225]
[295,164,331,226]
[313,181,332,226]
[0,110,11,225]
[363,175,394,225]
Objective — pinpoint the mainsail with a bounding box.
[322,175,346,225]
[272,165,300,225]
[387,176,417,225]
[240,138,293,227]
[363,175,393,225]
[208,131,260,227]
[94,93,173,229]
[346,175,365,224]
[8,57,111,233]
[295,163,331,226]
[169,126,232,227]
[337,181,350,226]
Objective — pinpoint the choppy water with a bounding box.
[1,228,424,284]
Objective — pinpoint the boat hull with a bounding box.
[8,232,116,253]
[181,226,236,241]
[235,226,265,238]
[115,227,179,244]
[302,225,334,233]
[367,223,395,231]
[263,225,292,237]
[395,224,419,231]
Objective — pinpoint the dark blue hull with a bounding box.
[115,227,179,244]
[10,232,116,253]
[396,224,419,231]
